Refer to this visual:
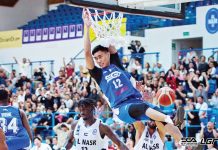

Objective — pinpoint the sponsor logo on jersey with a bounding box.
[105,71,121,83]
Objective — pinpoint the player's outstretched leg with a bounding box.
[155,121,183,143]
[0,128,8,150]
[145,108,173,123]
[145,107,184,142]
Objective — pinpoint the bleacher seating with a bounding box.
[18,0,218,32]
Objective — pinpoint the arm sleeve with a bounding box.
[110,53,125,70]
[88,66,102,84]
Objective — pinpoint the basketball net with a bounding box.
[87,8,126,48]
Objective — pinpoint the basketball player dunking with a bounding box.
[68,98,128,150]
[82,8,183,143]
[0,89,32,150]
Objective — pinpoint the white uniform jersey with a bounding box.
[134,126,164,150]
[74,118,108,150]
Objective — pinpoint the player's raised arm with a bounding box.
[100,123,129,150]
[108,45,117,54]
[83,9,95,70]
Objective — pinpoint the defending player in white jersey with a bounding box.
[134,120,165,150]
[67,98,128,150]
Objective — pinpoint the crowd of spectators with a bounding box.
[0,47,218,149]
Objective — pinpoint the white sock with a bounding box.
[164,115,173,124]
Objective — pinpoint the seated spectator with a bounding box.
[31,136,52,150]
[196,96,208,126]
[33,67,46,85]
[178,64,187,81]
[45,137,53,148]
[15,74,31,88]
[200,122,218,150]
[89,88,100,101]
[209,88,218,108]
[142,62,152,75]
[153,62,165,73]
[52,136,58,150]
[63,93,73,109]
[35,108,53,138]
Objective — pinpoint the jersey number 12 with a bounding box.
[113,79,123,89]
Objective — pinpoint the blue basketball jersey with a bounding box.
[0,106,30,150]
[100,64,141,108]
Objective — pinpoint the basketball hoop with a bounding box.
[86,8,125,48]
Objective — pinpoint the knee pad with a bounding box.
[128,103,149,119]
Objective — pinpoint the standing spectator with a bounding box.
[53,123,71,149]
[13,57,31,78]
[122,57,129,70]
[200,122,218,150]
[135,40,145,54]
[198,56,209,73]
[208,61,216,78]
[96,99,106,122]
[196,96,208,126]
[0,68,6,86]
[128,40,145,62]
[192,56,200,70]
[183,47,197,66]
[128,40,137,54]
[185,102,201,137]
[175,82,187,105]
[188,72,209,102]
[166,70,177,90]
[63,57,75,79]
[31,137,52,150]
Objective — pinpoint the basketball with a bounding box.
[156,87,176,106]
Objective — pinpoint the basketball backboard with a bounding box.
[69,0,202,19]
